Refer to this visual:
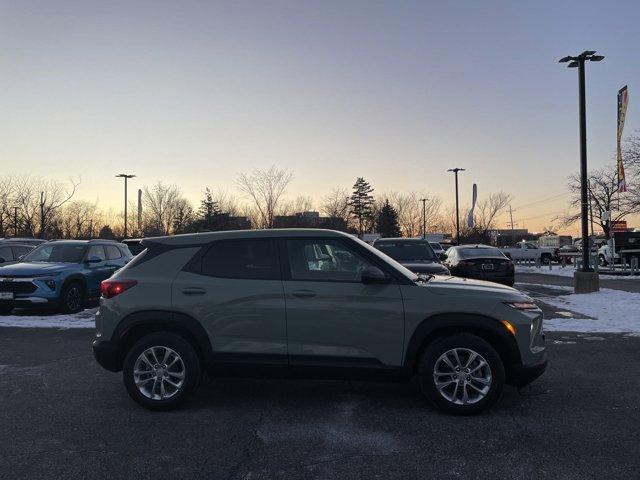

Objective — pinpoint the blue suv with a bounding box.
[0,240,132,314]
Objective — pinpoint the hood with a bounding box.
[424,275,522,298]
[400,261,449,274]
[0,262,73,276]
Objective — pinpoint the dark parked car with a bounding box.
[444,245,515,286]
[0,243,35,266]
[122,238,145,256]
[0,237,47,247]
[373,238,450,275]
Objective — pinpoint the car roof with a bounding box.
[143,229,354,247]
[453,244,496,249]
[0,243,33,248]
[374,238,428,243]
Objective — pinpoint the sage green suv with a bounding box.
[93,229,546,414]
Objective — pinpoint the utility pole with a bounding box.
[420,198,427,239]
[13,206,18,237]
[116,174,136,238]
[137,189,143,237]
[447,168,465,244]
[508,205,515,245]
[39,191,45,239]
[559,50,604,292]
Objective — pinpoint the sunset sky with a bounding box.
[2,0,639,235]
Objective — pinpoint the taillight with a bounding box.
[100,279,137,299]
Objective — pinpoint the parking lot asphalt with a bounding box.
[1,327,638,480]
[517,272,640,293]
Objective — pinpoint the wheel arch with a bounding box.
[113,310,212,372]
[403,313,522,382]
[61,274,87,293]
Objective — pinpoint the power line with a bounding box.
[512,191,570,210]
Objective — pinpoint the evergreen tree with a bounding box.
[98,225,116,240]
[348,177,375,236]
[197,188,221,230]
[376,199,401,238]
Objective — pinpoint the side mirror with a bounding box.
[86,256,103,264]
[439,253,447,261]
[361,266,391,285]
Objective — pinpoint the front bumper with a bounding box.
[508,353,547,387]
[92,339,119,372]
[0,296,59,308]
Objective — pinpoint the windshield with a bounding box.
[352,237,418,281]
[23,244,86,263]
[458,247,506,259]
[374,241,438,262]
[429,242,443,251]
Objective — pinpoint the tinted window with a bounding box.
[375,241,437,262]
[24,244,86,263]
[105,245,122,260]
[287,238,372,282]
[0,247,13,262]
[201,239,278,280]
[86,246,106,261]
[12,246,31,257]
[458,247,506,259]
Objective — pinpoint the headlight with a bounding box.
[505,301,538,310]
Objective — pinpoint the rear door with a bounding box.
[281,237,405,367]
[172,238,287,362]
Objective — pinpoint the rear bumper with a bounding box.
[92,339,120,372]
[508,353,547,387]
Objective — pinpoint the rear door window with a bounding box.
[105,245,123,260]
[86,246,106,262]
[201,239,279,280]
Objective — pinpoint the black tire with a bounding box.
[60,281,84,314]
[541,254,552,265]
[598,255,608,267]
[123,332,201,411]
[0,304,13,315]
[418,333,505,415]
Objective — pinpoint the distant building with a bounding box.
[273,211,348,231]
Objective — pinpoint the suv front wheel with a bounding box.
[419,333,505,415]
[123,332,201,410]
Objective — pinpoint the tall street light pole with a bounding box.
[420,198,427,239]
[447,168,465,244]
[559,51,604,274]
[116,174,136,238]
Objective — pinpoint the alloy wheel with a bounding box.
[433,348,492,405]
[66,286,82,312]
[133,346,186,400]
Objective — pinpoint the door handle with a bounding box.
[292,290,316,298]
[181,287,206,295]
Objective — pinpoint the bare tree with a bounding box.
[472,192,512,237]
[280,195,314,216]
[623,132,640,174]
[60,201,100,239]
[236,166,293,228]
[172,197,195,234]
[563,164,640,239]
[321,187,351,226]
[37,177,80,238]
[382,191,443,237]
[142,182,184,235]
[0,175,14,236]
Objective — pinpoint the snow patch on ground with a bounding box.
[516,265,640,280]
[0,308,96,329]
[538,287,640,333]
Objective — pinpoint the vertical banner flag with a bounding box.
[617,86,629,193]
[467,183,477,228]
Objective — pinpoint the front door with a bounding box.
[85,245,110,294]
[172,238,287,362]
[282,237,405,367]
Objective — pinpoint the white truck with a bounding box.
[597,232,640,266]
[501,241,555,264]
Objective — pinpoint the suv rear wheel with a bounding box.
[418,333,505,415]
[123,332,201,411]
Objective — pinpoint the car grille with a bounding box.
[0,280,37,294]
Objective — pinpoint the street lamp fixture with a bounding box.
[116,174,136,238]
[558,50,604,289]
